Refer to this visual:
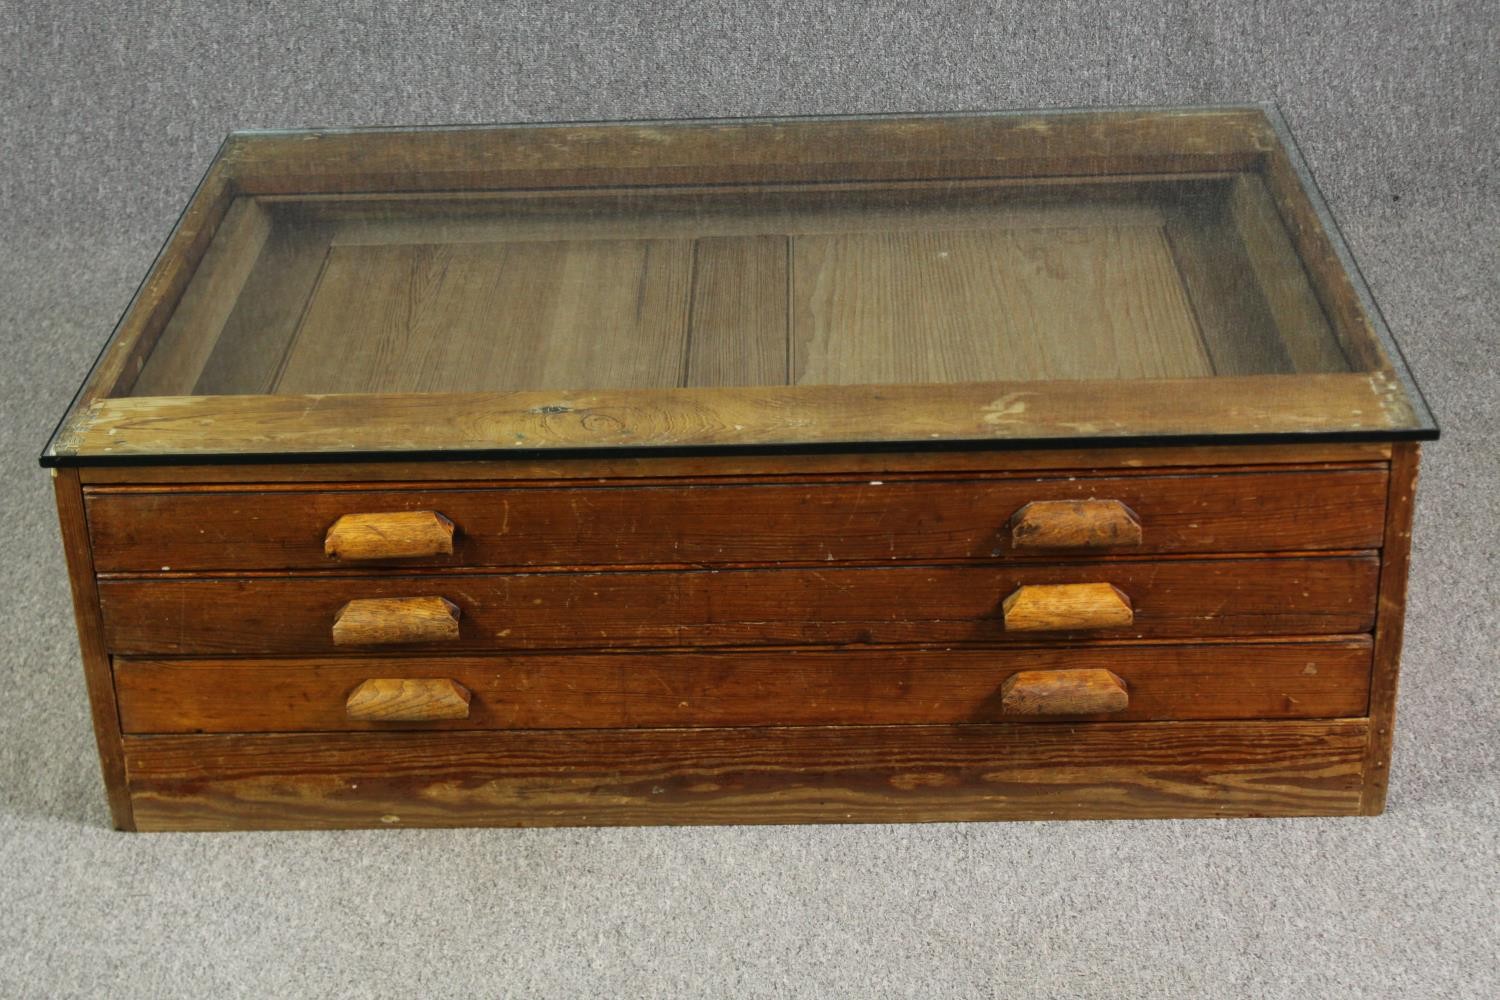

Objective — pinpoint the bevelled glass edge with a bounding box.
[1262,104,1439,438]
[38,427,1439,469]
[222,102,1273,139]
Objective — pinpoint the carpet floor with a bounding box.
[1,4,1495,997]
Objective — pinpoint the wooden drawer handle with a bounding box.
[332,596,461,646]
[1001,668,1128,715]
[325,511,456,561]
[1009,499,1141,549]
[346,678,472,721]
[1002,583,1133,632]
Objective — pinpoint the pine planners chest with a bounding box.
[45,106,1434,831]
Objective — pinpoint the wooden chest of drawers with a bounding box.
[44,107,1434,830]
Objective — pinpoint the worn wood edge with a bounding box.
[53,374,1417,462]
[1361,443,1419,814]
[271,170,1243,211]
[51,469,135,830]
[223,108,1274,194]
[46,159,238,458]
[122,718,1369,831]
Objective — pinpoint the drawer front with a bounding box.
[114,641,1374,734]
[122,721,1372,830]
[97,557,1379,655]
[85,468,1388,573]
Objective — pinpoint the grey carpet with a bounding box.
[1,3,1496,997]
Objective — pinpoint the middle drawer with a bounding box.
[97,557,1379,655]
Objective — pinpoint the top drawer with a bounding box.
[85,468,1387,574]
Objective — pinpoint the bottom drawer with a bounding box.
[114,640,1373,733]
[121,720,1372,830]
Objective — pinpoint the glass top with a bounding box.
[45,108,1435,464]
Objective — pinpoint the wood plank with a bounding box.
[122,719,1370,830]
[191,218,335,394]
[1362,443,1419,813]
[114,640,1375,734]
[130,197,272,396]
[60,158,236,411]
[316,189,1169,248]
[1258,114,1389,372]
[1227,175,1348,373]
[84,468,1389,573]
[684,235,788,387]
[1162,196,1293,375]
[273,239,693,394]
[791,224,1211,384]
[48,373,1422,463]
[51,469,134,829]
[221,109,1274,196]
[72,443,1396,485]
[95,556,1381,656]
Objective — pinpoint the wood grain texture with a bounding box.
[344,678,471,722]
[331,596,460,646]
[52,373,1419,463]
[73,443,1395,485]
[85,468,1388,573]
[1009,499,1143,549]
[1227,175,1348,373]
[112,640,1375,733]
[272,239,693,394]
[1000,668,1128,715]
[683,235,789,387]
[190,218,337,395]
[97,556,1380,656]
[121,719,1370,831]
[59,158,235,410]
[1162,196,1294,376]
[791,224,1212,384]
[311,185,1171,250]
[1258,120,1389,372]
[1002,583,1134,632]
[220,109,1274,196]
[1363,443,1419,814]
[324,510,456,561]
[52,469,135,830]
[131,198,273,396]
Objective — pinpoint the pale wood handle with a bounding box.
[1001,668,1128,715]
[1002,583,1133,631]
[345,678,471,721]
[325,511,456,560]
[1009,499,1142,549]
[332,596,461,646]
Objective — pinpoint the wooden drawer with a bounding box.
[84,468,1388,573]
[114,640,1373,734]
[121,720,1373,830]
[97,556,1379,655]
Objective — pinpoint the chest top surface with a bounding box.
[42,105,1435,468]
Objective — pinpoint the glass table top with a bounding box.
[44,107,1435,465]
